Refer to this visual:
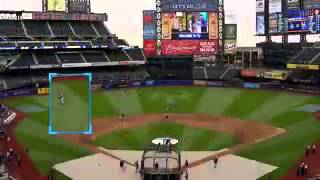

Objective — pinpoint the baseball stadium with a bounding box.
[0,0,320,180]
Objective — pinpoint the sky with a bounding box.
[0,0,318,47]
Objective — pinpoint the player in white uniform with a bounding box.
[58,92,64,105]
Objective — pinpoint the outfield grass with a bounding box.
[51,80,90,132]
[95,121,239,151]
[1,86,320,179]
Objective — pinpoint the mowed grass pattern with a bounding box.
[95,121,238,151]
[1,86,320,179]
[51,80,89,132]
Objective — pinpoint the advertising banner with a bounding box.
[269,0,282,14]
[193,80,207,86]
[288,0,300,9]
[244,82,260,89]
[143,40,157,57]
[208,12,218,40]
[256,0,265,12]
[224,40,237,54]
[207,81,224,87]
[224,24,237,40]
[47,0,66,11]
[37,88,49,95]
[161,40,218,55]
[241,69,257,77]
[161,0,218,12]
[0,89,35,99]
[304,0,320,9]
[143,10,157,40]
[256,15,265,35]
[287,64,320,70]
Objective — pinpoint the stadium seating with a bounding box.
[91,22,110,36]
[70,21,97,37]
[10,54,35,68]
[43,41,67,47]
[106,50,130,61]
[205,66,227,80]
[0,42,16,48]
[50,21,74,37]
[221,68,241,80]
[125,49,145,61]
[23,20,51,37]
[57,52,84,63]
[193,67,206,79]
[113,38,129,46]
[82,51,108,62]
[35,53,59,65]
[0,20,25,37]
[289,47,320,64]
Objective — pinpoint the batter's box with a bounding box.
[48,73,92,135]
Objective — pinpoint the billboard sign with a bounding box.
[256,15,265,34]
[304,0,320,9]
[161,0,218,12]
[224,40,237,54]
[161,40,218,55]
[287,9,320,33]
[256,0,265,12]
[143,10,157,40]
[47,0,66,11]
[143,40,157,56]
[288,0,300,9]
[269,0,282,14]
[208,12,218,39]
[224,24,237,40]
[269,13,283,33]
[68,0,89,13]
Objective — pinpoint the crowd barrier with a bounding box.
[0,80,320,99]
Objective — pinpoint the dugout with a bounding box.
[141,142,181,180]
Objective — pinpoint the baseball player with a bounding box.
[58,92,64,105]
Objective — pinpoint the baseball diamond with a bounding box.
[1,0,320,179]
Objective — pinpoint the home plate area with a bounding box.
[53,148,277,180]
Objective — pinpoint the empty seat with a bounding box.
[92,22,110,36]
[57,53,83,63]
[35,53,59,65]
[125,49,145,61]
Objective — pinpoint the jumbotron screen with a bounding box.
[160,12,218,55]
[287,9,320,33]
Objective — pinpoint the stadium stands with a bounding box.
[70,21,97,37]
[206,66,227,80]
[193,67,206,79]
[0,20,25,37]
[35,53,60,65]
[125,49,145,61]
[50,21,74,37]
[10,54,35,68]
[91,22,110,36]
[57,52,84,63]
[290,47,320,64]
[82,51,108,62]
[106,50,130,61]
[23,20,51,37]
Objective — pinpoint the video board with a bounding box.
[256,15,265,34]
[269,0,282,14]
[269,13,284,33]
[161,0,218,12]
[304,0,320,9]
[161,12,210,40]
[48,0,66,11]
[287,9,320,33]
[143,10,157,40]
